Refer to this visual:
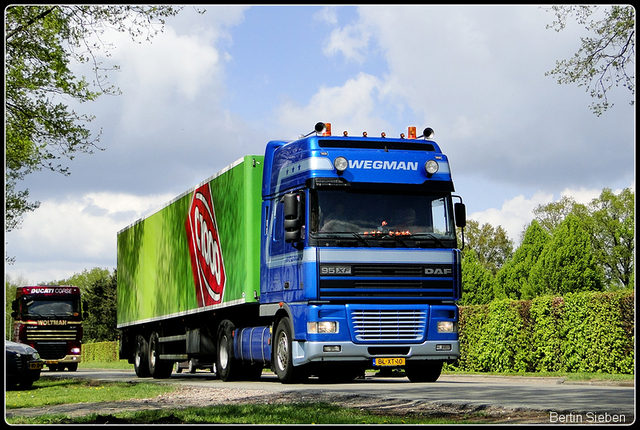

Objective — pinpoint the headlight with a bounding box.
[333,157,348,172]
[308,321,339,334]
[425,160,439,176]
[437,321,455,333]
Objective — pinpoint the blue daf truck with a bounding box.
[117,122,465,383]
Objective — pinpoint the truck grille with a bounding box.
[351,309,426,342]
[26,327,78,341]
[319,263,454,300]
[33,342,68,360]
[320,279,453,299]
[352,265,423,276]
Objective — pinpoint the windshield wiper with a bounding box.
[313,232,362,246]
[349,232,371,247]
[383,233,410,248]
[412,233,448,248]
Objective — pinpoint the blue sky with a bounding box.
[6,5,635,284]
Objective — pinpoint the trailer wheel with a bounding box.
[134,334,151,377]
[274,317,306,383]
[405,361,442,382]
[216,320,239,381]
[148,332,173,379]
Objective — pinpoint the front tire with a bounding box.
[273,317,306,383]
[405,361,442,382]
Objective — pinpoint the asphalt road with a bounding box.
[42,368,635,422]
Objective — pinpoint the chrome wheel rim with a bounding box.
[276,331,288,371]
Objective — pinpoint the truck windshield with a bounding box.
[23,298,81,318]
[310,189,456,244]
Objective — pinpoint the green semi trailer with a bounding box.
[118,156,264,377]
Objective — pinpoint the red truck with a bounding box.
[11,286,86,371]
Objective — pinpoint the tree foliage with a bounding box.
[529,214,604,296]
[5,5,194,239]
[83,270,118,342]
[462,187,634,304]
[460,249,494,305]
[585,188,635,289]
[494,220,550,300]
[461,220,513,275]
[531,195,584,235]
[545,5,635,115]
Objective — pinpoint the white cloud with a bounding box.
[6,192,174,283]
[320,6,634,193]
[322,22,371,63]
[276,73,391,136]
[104,26,223,102]
[314,6,339,25]
[470,192,553,244]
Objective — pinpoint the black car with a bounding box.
[6,340,44,390]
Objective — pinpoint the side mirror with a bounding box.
[11,299,19,312]
[454,202,466,228]
[283,192,304,246]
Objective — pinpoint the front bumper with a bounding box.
[44,354,82,365]
[291,340,459,367]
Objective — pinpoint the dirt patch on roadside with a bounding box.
[6,386,552,423]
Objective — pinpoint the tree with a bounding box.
[495,220,550,300]
[50,267,112,292]
[83,270,118,342]
[585,188,634,289]
[532,195,585,235]
[545,5,635,116]
[461,220,513,275]
[529,215,604,296]
[460,248,495,305]
[5,5,196,242]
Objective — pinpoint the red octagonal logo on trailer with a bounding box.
[186,183,226,307]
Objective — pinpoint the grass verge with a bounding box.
[5,378,475,424]
[7,402,470,425]
[5,378,174,410]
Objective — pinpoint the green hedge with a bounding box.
[82,340,119,363]
[452,291,634,374]
[81,291,634,374]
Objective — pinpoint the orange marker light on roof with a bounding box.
[408,126,417,139]
[322,123,332,136]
